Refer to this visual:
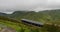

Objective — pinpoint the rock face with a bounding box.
[0,27,16,32]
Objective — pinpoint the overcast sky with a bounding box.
[0,0,60,14]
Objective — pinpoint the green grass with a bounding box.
[0,20,21,32]
[0,17,60,32]
[0,19,42,32]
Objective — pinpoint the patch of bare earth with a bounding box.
[0,27,16,32]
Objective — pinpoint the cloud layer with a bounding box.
[0,0,60,13]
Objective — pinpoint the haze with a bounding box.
[0,0,60,14]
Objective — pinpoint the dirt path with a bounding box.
[0,27,16,32]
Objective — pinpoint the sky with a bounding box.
[0,0,60,14]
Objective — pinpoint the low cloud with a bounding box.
[0,0,60,13]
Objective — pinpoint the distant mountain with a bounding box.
[8,9,60,24]
[0,12,8,16]
[10,9,60,19]
[0,9,60,24]
[9,11,36,19]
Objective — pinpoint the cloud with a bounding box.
[33,0,60,11]
[0,0,60,13]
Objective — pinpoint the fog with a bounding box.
[0,0,60,14]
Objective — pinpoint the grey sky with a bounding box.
[0,0,60,14]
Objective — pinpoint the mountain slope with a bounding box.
[0,10,60,24]
[8,10,60,24]
[0,10,60,32]
[0,12,8,16]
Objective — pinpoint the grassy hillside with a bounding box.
[8,10,60,24]
[0,16,42,32]
[0,16,20,32]
[0,10,60,32]
[0,16,60,32]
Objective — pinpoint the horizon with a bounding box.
[2,9,60,14]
